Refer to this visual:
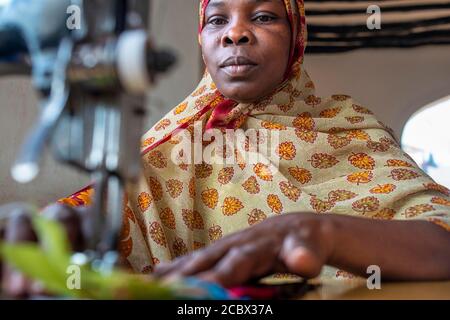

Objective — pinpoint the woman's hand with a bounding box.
[154,213,336,288]
[1,203,86,298]
[155,212,450,286]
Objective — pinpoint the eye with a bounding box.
[207,17,228,26]
[254,14,276,23]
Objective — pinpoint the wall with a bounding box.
[148,0,201,125]
[304,46,450,139]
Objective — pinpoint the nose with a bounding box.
[221,21,253,46]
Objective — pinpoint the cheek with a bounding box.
[262,33,291,73]
[200,33,219,70]
[201,40,227,92]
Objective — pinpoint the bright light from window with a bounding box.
[402,96,450,188]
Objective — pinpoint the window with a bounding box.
[402,96,450,188]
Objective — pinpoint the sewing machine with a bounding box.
[0,0,176,271]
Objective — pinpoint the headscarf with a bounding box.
[61,0,450,279]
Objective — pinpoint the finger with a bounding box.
[2,268,34,299]
[2,209,37,298]
[153,255,195,278]
[165,248,229,278]
[154,238,235,277]
[77,205,97,245]
[0,221,5,281]
[4,209,38,243]
[0,223,5,239]
[41,203,85,251]
[154,245,226,278]
[29,280,50,297]
[26,204,83,297]
[280,234,324,279]
[197,243,270,288]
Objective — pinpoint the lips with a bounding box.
[220,56,257,68]
[220,56,258,77]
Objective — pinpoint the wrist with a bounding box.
[285,213,338,266]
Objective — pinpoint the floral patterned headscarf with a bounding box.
[61,0,450,280]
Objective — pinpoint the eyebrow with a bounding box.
[206,0,275,10]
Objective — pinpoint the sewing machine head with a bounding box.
[0,0,176,269]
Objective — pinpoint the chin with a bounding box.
[218,83,262,103]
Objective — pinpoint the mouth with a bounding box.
[219,56,258,77]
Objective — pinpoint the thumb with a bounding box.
[280,233,324,279]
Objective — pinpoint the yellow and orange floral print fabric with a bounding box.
[59,0,450,278]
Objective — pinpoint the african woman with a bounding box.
[3,0,450,295]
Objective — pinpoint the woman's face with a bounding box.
[201,0,291,103]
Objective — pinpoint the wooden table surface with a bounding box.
[0,278,448,300]
[302,279,450,300]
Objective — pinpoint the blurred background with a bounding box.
[0,0,449,205]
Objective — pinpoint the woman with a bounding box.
[4,0,450,293]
